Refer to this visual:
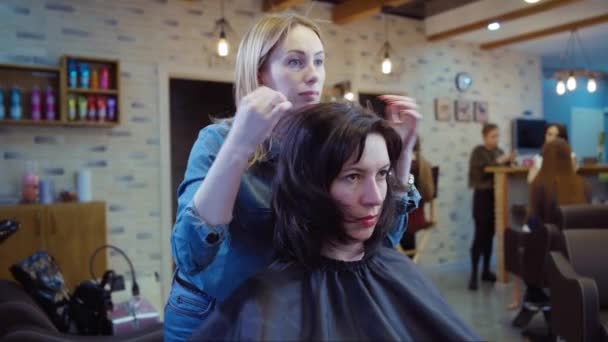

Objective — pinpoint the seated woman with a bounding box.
[192,102,478,341]
[399,135,435,254]
[527,123,576,183]
[523,137,590,304]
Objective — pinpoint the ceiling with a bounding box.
[315,0,608,72]
[321,0,483,20]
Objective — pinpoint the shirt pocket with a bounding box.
[167,281,215,318]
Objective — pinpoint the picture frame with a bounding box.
[434,97,452,122]
[473,101,489,123]
[455,100,473,122]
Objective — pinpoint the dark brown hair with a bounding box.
[482,123,498,136]
[529,138,588,224]
[545,123,568,143]
[272,102,403,268]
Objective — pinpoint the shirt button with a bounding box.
[205,232,219,244]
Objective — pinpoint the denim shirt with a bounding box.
[171,123,421,301]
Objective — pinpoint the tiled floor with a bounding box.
[419,261,549,342]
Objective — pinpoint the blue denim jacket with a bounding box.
[171,123,421,301]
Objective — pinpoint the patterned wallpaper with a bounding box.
[0,0,542,281]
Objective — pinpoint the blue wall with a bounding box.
[543,75,608,162]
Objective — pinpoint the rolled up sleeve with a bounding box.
[171,124,230,275]
[384,184,422,248]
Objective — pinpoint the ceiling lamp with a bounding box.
[587,75,597,93]
[487,22,501,31]
[379,15,393,75]
[524,0,541,3]
[556,78,566,95]
[553,30,604,95]
[213,0,232,57]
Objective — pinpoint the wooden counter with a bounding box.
[485,165,608,283]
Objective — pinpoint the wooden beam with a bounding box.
[263,0,306,13]
[427,0,583,41]
[332,0,413,25]
[481,13,608,50]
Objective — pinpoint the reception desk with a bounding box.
[484,165,608,282]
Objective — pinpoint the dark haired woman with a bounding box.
[192,102,478,341]
[519,138,590,306]
[527,123,576,183]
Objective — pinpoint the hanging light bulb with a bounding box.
[217,30,229,57]
[587,77,597,93]
[566,73,576,91]
[382,52,392,75]
[344,91,354,101]
[556,79,566,95]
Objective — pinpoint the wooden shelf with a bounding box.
[0,119,117,127]
[66,88,118,95]
[0,63,60,73]
[0,55,121,127]
[63,120,118,128]
[0,119,65,126]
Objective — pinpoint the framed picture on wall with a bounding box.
[474,101,489,123]
[434,97,452,122]
[455,100,473,122]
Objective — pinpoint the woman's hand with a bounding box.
[378,95,423,186]
[378,95,422,148]
[229,86,293,156]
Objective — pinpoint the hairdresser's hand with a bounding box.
[230,86,293,155]
[379,95,422,149]
[379,95,422,186]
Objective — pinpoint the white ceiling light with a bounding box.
[487,22,501,31]
[524,0,541,3]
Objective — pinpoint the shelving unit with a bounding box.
[0,64,62,125]
[61,55,121,127]
[0,55,121,128]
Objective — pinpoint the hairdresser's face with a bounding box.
[259,25,325,111]
[330,134,389,243]
[545,126,559,143]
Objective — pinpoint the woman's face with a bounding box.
[330,133,389,243]
[259,25,325,111]
[545,125,559,143]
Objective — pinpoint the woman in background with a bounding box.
[527,123,574,183]
[399,136,435,254]
[522,137,590,304]
[468,123,516,290]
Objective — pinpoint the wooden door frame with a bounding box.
[157,63,234,307]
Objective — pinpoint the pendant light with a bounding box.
[215,1,231,57]
[379,15,393,75]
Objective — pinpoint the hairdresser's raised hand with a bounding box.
[379,95,422,149]
[230,86,293,155]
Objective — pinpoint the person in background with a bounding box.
[399,136,435,253]
[521,137,590,304]
[527,123,575,183]
[468,123,516,290]
[509,123,573,309]
[192,102,478,341]
[164,13,422,341]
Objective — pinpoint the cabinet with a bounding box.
[0,202,107,290]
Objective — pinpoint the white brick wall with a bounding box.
[0,0,542,289]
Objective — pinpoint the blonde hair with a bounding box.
[231,13,324,165]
